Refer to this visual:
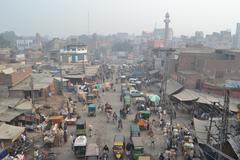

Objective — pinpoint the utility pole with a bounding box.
[83,54,85,74]
[30,76,35,113]
[60,60,63,94]
[207,113,213,144]
[218,89,230,160]
[159,48,175,125]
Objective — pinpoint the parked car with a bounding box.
[130,90,144,97]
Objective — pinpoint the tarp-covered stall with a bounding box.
[0,124,25,148]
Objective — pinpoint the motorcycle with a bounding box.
[102,152,109,160]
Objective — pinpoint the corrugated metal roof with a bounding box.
[0,124,25,141]
[228,135,240,159]
[173,89,240,112]
[9,73,53,91]
[172,89,199,101]
[0,109,24,122]
[193,118,220,145]
[166,79,183,95]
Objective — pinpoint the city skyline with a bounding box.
[1,0,240,37]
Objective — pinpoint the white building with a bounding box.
[16,39,34,50]
[60,44,88,63]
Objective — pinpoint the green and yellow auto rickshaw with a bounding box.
[124,95,131,108]
[131,137,144,160]
[130,123,140,139]
[88,104,96,117]
[113,135,125,159]
[76,119,86,136]
[135,111,151,130]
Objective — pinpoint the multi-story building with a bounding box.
[176,48,240,97]
[16,39,34,50]
[233,23,240,49]
[152,48,177,77]
[60,44,88,63]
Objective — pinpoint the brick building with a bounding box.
[0,64,32,87]
[176,48,240,97]
[0,64,32,97]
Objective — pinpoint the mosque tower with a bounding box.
[164,12,170,47]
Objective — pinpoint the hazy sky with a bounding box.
[1,0,240,37]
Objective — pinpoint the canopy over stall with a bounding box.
[0,124,25,147]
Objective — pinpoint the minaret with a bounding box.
[164,12,170,47]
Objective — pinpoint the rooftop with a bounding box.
[9,73,53,91]
[0,63,30,74]
[0,124,25,141]
[178,48,214,54]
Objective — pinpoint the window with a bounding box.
[230,55,235,60]
[161,60,165,67]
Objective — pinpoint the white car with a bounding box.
[129,89,144,97]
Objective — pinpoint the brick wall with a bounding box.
[0,66,32,87]
[11,66,32,86]
[177,72,201,89]
[0,85,9,97]
[0,73,11,85]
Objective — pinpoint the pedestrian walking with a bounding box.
[118,118,123,130]
[159,153,165,160]
[64,130,67,143]
[150,135,155,148]
[89,124,93,137]
[113,112,117,124]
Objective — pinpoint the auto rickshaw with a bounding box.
[124,95,131,108]
[131,137,144,160]
[120,75,126,83]
[138,156,151,160]
[76,119,86,136]
[88,104,96,117]
[135,111,151,130]
[130,123,140,139]
[87,93,97,105]
[113,135,125,159]
[73,136,87,158]
[85,143,99,160]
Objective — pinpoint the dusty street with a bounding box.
[51,82,191,160]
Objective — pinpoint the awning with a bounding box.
[172,89,199,101]
[54,77,69,82]
[149,70,159,75]
[228,135,240,159]
[0,109,25,122]
[193,118,220,145]
[173,89,240,112]
[166,79,183,95]
[0,124,25,142]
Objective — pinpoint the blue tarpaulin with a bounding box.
[0,149,8,159]
[225,80,240,89]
